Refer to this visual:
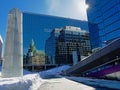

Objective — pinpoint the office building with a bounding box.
[86,0,120,50]
[46,26,91,65]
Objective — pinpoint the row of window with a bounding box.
[101,29,120,42]
[102,0,120,13]
[88,1,120,24]
[103,4,120,20]
[104,20,120,35]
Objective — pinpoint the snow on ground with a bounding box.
[65,76,120,89]
[0,65,44,90]
[39,65,71,79]
[0,65,70,90]
[38,77,95,90]
[0,74,44,90]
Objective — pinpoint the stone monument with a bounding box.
[2,8,23,77]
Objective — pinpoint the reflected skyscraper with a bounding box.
[46,26,91,65]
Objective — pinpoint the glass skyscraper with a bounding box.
[23,12,89,54]
[86,0,120,50]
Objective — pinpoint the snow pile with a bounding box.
[40,65,71,79]
[0,66,43,90]
[66,76,120,89]
[0,74,44,90]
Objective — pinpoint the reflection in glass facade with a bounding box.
[88,23,100,50]
[23,13,88,54]
[86,0,120,49]
[45,28,61,64]
[46,26,91,65]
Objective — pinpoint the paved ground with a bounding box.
[38,77,95,90]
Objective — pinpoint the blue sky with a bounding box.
[0,0,88,43]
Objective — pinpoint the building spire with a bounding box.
[30,39,35,49]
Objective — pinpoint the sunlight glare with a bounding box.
[85,4,89,9]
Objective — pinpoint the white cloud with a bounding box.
[45,0,88,21]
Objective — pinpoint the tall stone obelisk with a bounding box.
[2,8,23,77]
